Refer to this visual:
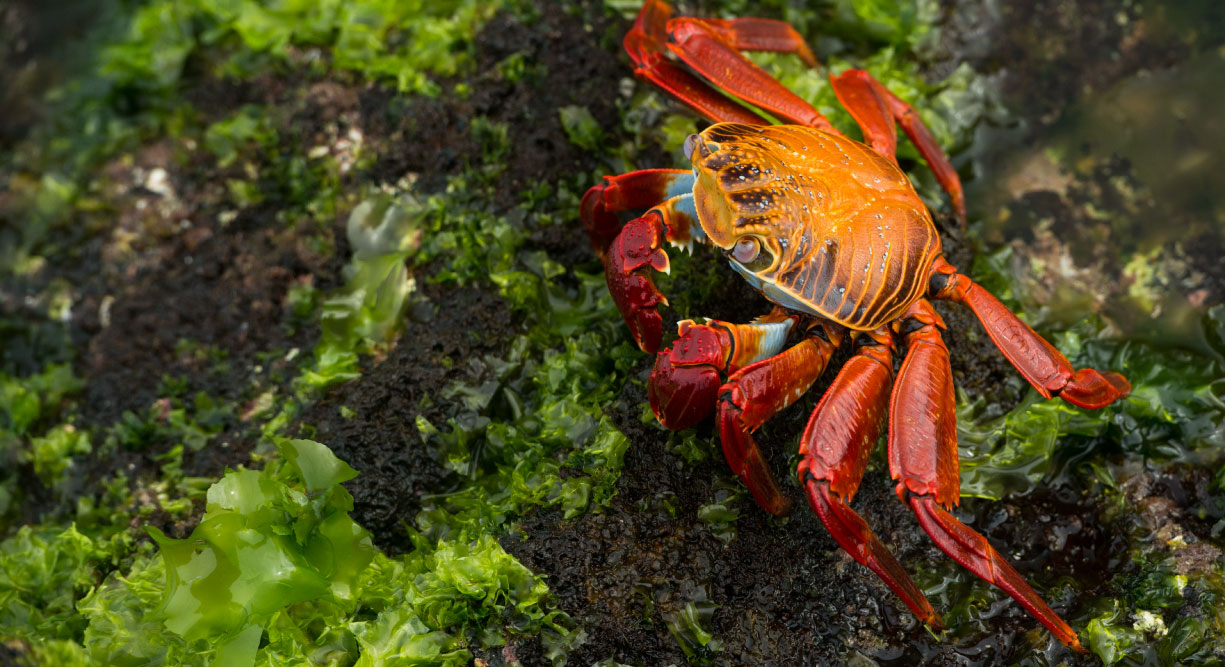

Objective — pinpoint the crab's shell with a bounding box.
[689,123,942,331]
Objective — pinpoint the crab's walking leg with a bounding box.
[828,71,897,158]
[650,311,796,430]
[626,0,837,130]
[718,322,843,516]
[928,257,1131,409]
[890,300,1086,652]
[625,0,769,125]
[799,327,943,629]
[665,19,836,130]
[628,50,771,125]
[829,70,967,224]
[627,0,817,66]
[688,16,818,67]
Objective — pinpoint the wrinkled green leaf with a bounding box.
[559,105,605,152]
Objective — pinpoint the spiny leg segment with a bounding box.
[928,257,1131,409]
[889,300,1086,652]
[799,326,942,629]
[718,321,844,516]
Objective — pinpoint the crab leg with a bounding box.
[625,0,769,125]
[629,52,771,125]
[890,300,1086,652]
[581,169,693,258]
[665,19,836,130]
[627,0,818,66]
[928,257,1131,409]
[828,70,898,160]
[651,311,797,430]
[602,190,705,353]
[718,322,843,516]
[799,327,943,629]
[686,16,818,66]
[829,70,967,223]
[626,0,834,129]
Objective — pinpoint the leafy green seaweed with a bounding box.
[299,195,422,391]
[0,363,86,524]
[1,435,580,665]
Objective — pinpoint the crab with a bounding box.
[580,0,1132,652]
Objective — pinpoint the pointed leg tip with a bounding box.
[1060,368,1132,409]
[720,406,793,517]
[767,495,794,517]
[1044,619,1088,654]
[1103,370,1132,396]
[925,613,946,632]
[746,478,793,517]
[804,481,939,628]
[910,496,1086,656]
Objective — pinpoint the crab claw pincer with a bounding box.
[605,213,670,354]
[648,322,730,429]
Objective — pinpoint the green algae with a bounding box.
[0,363,86,522]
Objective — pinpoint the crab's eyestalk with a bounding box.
[732,236,759,263]
[728,234,775,274]
[684,133,715,161]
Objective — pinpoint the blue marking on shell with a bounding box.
[666,171,696,200]
[729,261,822,317]
[762,281,822,317]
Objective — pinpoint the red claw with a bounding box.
[581,168,692,258]
[605,213,670,353]
[649,322,730,429]
[650,350,722,430]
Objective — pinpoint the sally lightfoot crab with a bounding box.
[581,0,1132,652]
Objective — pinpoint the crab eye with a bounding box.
[732,237,760,264]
